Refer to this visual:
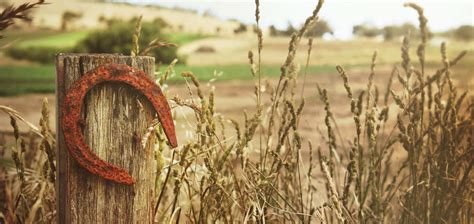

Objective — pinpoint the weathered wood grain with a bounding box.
[56,54,156,223]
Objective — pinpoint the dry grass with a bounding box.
[0,99,55,223]
[0,1,472,223]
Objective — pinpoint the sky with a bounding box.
[122,0,473,39]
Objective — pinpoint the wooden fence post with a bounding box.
[56,54,157,223]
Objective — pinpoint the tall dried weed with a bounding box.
[0,1,472,223]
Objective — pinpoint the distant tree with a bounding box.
[305,19,333,37]
[382,23,417,41]
[61,11,82,31]
[269,25,279,36]
[252,24,259,34]
[202,9,214,17]
[353,24,381,38]
[75,19,180,64]
[267,23,298,37]
[98,15,106,23]
[153,17,168,27]
[382,25,399,41]
[234,23,247,34]
[453,25,474,41]
[383,23,433,41]
[283,22,297,36]
[172,6,197,14]
[97,15,122,27]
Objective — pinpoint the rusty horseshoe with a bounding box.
[62,64,178,185]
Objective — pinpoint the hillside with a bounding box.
[2,0,241,36]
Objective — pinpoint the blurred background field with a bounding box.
[0,0,472,132]
[1,29,472,91]
[0,1,473,223]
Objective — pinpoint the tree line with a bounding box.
[266,19,473,41]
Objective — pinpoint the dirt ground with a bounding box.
[0,68,404,153]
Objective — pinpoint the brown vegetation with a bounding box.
[0,0,472,223]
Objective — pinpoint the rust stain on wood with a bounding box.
[62,63,177,185]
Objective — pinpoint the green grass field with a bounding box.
[1,48,471,96]
[0,32,471,96]
[0,30,215,95]
[1,30,88,48]
[2,30,207,49]
[0,64,352,96]
[165,33,210,45]
[0,65,55,95]
[17,31,89,48]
